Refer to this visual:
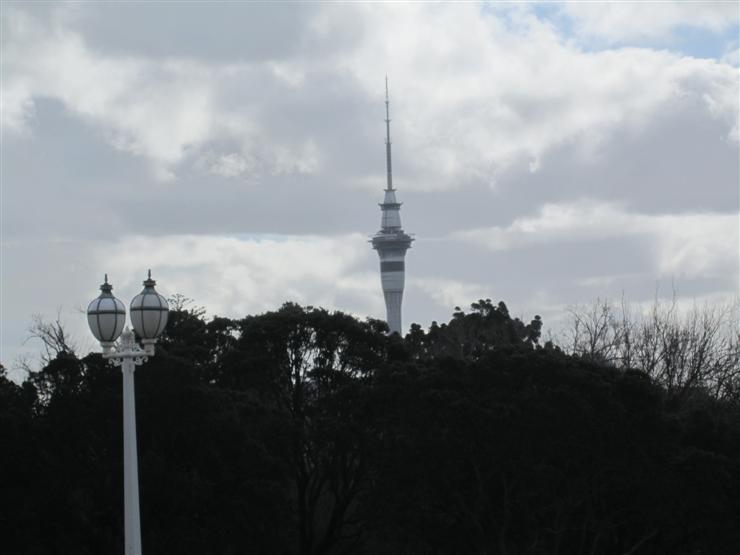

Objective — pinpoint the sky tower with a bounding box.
[371,79,414,335]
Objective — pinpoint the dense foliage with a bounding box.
[2,300,739,554]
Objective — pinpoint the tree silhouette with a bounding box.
[2,299,739,554]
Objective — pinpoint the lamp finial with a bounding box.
[100,274,113,294]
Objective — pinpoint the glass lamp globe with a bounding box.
[87,275,126,347]
[129,270,169,342]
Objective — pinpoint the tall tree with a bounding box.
[226,303,388,554]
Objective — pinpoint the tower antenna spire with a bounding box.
[385,76,393,191]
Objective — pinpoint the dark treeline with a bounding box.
[1,299,739,554]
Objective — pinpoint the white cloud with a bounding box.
[200,140,320,179]
[0,5,322,181]
[2,9,213,172]
[333,3,739,189]
[457,201,738,279]
[560,1,739,43]
[721,46,740,67]
[208,152,252,178]
[91,233,382,319]
[411,277,492,313]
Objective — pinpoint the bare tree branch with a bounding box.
[24,309,77,366]
[565,296,739,400]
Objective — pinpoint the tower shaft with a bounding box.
[371,79,413,335]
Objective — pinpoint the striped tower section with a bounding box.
[371,79,414,335]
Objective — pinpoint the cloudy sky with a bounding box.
[2,1,738,376]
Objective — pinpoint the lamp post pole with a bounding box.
[106,329,148,555]
[87,272,169,555]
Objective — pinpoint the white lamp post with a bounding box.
[87,271,169,555]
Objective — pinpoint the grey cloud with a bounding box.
[494,95,738,218]
[40,1,371,65]
[3,99,158,241]
[46,2,317,62]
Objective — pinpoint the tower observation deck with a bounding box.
[371,79,414,335]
